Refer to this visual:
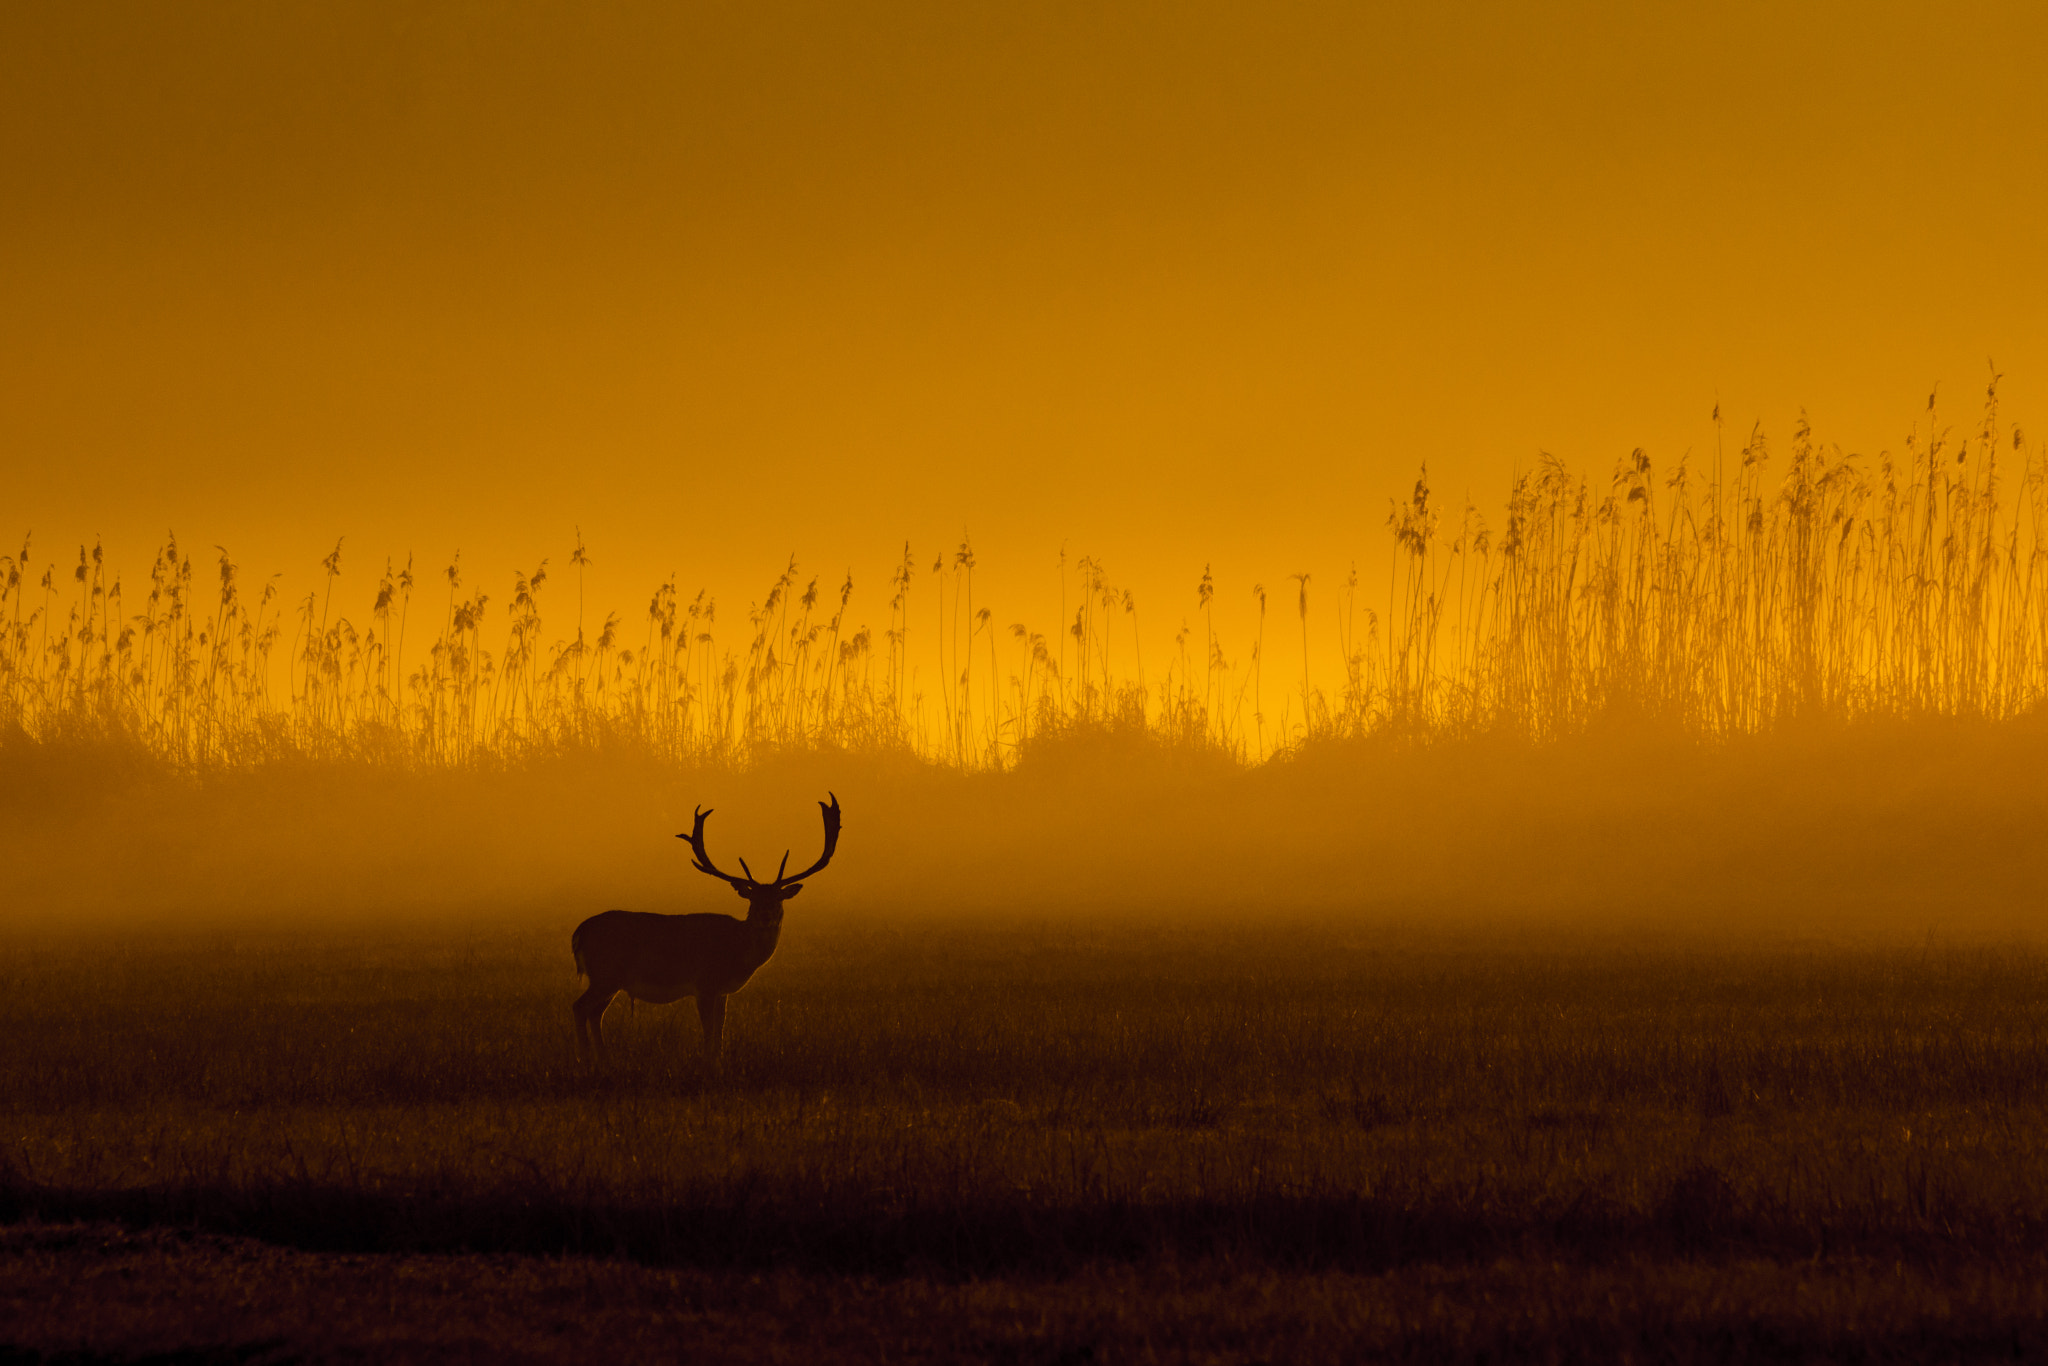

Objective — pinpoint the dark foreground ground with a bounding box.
[5,920,2048,1362]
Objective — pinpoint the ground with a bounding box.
[4,920,2047,1361]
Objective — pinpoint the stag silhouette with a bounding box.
[571,794,841,1066]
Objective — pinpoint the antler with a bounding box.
[677,806,754,889]
[774,793,842,886]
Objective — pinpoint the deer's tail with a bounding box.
[570,921,589,978]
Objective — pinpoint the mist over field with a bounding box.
[7,713,2043,938]
[11,393,2048,942]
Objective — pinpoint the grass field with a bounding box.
[7,920,2048,1361]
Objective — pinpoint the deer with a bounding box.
[571,794,841,1067]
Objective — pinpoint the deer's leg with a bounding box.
[696,993,728,1067]
[574,985,616,1062]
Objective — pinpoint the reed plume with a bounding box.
[6,387,2045,769]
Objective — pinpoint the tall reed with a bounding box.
[6,385,2045,770]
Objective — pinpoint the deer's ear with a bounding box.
[780,883,803,899]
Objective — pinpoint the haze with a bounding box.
[14,11,2048,1358]
[6,1,2045,639]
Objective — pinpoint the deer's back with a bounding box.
[572,908,773,999]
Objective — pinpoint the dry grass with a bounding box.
[6,924,2048,1359]
[7,387,2048,768]
[8,1225,2048,1364]
[7,389,2048,1358]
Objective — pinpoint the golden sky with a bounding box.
[4,1,2045,653]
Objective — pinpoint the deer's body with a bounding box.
[572,796,838,1066]
[573,908,782,1005]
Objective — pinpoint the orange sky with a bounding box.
[4,1,2045,661]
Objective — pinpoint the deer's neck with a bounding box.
[743,907,783,959]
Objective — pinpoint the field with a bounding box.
[12,6,2048,1357]
[8,920,2048,1362]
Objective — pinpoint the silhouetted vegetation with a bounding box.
[6,385,2046,768]
[7,926,2048,1359]
[6,397,2048,1357]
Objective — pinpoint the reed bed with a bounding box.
[6,385,2046,769]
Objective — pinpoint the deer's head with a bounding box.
[678,794,841,921]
